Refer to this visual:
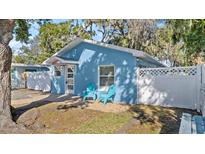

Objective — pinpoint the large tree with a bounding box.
[0,19,49,132]
[148,21,186,66]
[126,19,158,51]
[84,19,128,45]
[126,19,205,66]
[86,19,159,52]
[0,20,16,119]
[166,19,205,66]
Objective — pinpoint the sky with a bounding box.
[10,19,102,55]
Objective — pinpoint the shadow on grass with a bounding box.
[128,104,200,134]
[13,94,81,121]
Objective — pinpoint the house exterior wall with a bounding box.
[50,42,163,104]
[50,65,65,94]
[51,42,137,104]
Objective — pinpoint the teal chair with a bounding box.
[83,83,97,101]
[98,84,116,104]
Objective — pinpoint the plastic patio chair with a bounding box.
[83,83,97,101]
[98,84,116,104]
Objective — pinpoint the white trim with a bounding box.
[98,65,115,91]
[12,63,49,68]
[43,56,79,65]
[42,38,166,67]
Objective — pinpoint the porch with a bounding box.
[41,56,78,95]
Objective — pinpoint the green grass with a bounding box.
[72,112,132,134]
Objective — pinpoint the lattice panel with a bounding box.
[139,67,197,77]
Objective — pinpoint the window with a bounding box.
[25,69,37,72]
[54,66,62,77]
[99,65,115,90]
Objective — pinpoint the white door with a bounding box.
[65,65,76,94]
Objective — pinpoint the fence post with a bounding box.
[196,64,202,112]
[201,64,205,116]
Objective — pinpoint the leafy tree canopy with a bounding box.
[13,19,205,66]
[38,20,94,63]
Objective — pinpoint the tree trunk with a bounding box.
[0,20,15,119]
[0,44,29,133]
[0,42,12,118]
[0,20,30,133]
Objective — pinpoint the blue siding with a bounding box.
[50,65,65,94]
[58,42,138,104]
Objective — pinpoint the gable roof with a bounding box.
[43,38,165,67]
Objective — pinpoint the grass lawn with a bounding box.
[73,112,131,134]
[15,103,198,134]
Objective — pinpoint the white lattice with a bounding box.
[139,66,197,77]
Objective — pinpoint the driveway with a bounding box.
[11,89,50,107]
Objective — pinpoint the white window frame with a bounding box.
[98,65,115,91]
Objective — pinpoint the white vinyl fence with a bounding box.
[137,65,201,110]
[27,71,51,92]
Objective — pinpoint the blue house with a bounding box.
[43,38,164,104]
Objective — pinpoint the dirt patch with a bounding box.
[115,118,140,134]
[86,101,130,113]
[16,103,106,133]
[17,108,41,127]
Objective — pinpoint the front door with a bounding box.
[65,65,76,94]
